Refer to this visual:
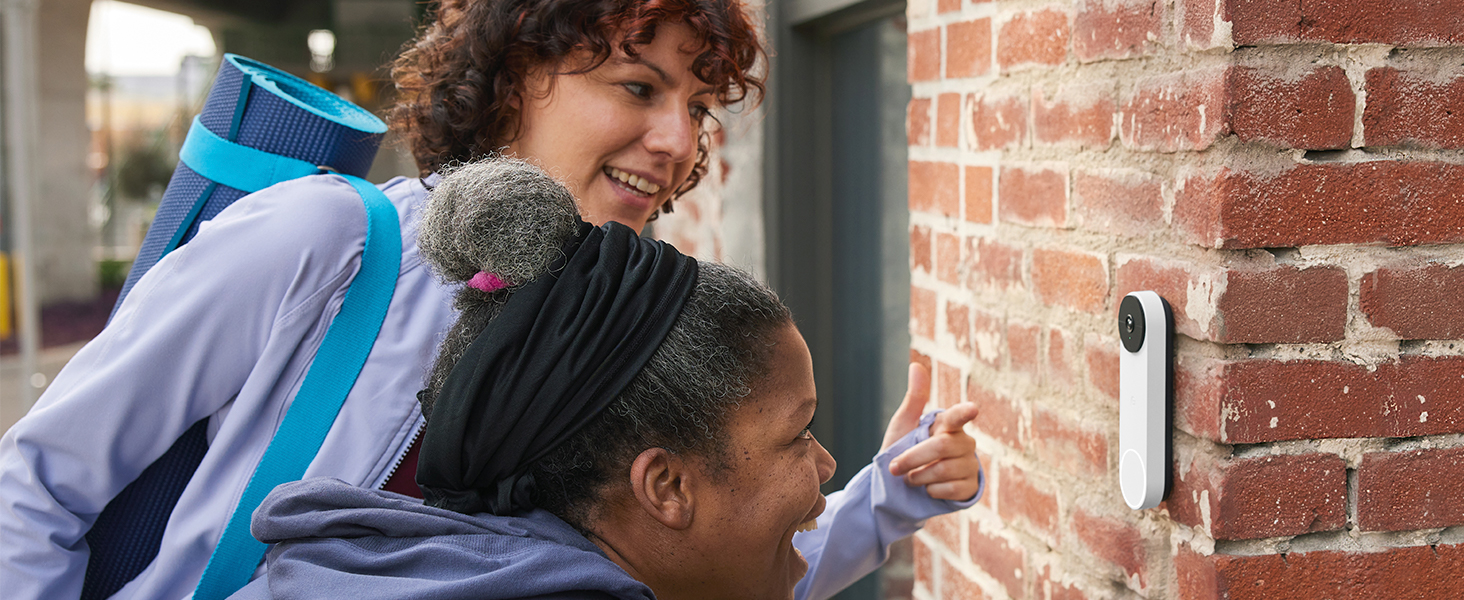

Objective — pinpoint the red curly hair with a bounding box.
[389,0,765,212]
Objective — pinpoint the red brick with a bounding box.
[942,558,990,600]
[969,524,1025,599]
[1046,327,1074,387]
[1084,338,1121,401]
[1365,67,1464,149]
[1073,169,1161,237]
[911,225,933,274]
[936,93,961,147]
[1073,509,1147,588]
[908,97,933,147]
[998,8,1071,71]
[970,308,1003,367]
[1073,0,1163,61]
[999,166,1067,227]
[997,465,1058,536]
[1119,67,1229,152]
[1031,248,1107,314]
[968,93,1028,150]
[1176,355,1464,444]
[936,232,962,284]
[1032,409,1108,475]
[938,361,962,408]
[1116,257,1349,344]
[1008,320,1040,374]
[1174,545,1221,600]
[1033,86,1115,148]
[946,300,972,356]
[1115,256,1213,339]
[1228,0,1464,46]
[969,237,1023,291]
[910,160,960,218]
[1189,544,1464,600]
[1037,565,1089,600]
[912,285,938,341]
[1180,0,1225,48]
[1230,66,1354,149]
[1176,161,1464,248]
[1220,266,1348,343]
[1362,262,1464,340]
[947,18,993,79]
[1169,452,1347,540]
[965,166,994,224]
[970,381,1022,448]
[909,28,941,83]
[926,512,964,550]
[1358,447,1464,531]
[914,536,936,591]
[937,0,960,14]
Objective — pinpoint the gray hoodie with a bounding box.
[227,478,655,600]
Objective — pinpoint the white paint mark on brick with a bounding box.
[1185,273,1222,337]
[1199,490,1212,532]
[1421,411,1429,423]
[1270,417,1279,428]
[974,330,1001,364]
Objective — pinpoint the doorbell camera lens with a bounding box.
[1119,295,1146,353]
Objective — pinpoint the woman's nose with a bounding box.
[643,103,698,163]
[814,439,837,485]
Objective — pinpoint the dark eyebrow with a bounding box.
[613,55,717,97]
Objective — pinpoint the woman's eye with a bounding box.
[798,416,815,440]
[623,82,653,99]
[690,104,710,121]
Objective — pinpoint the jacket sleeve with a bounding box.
[791,410,984,600]
[0,175,368,600]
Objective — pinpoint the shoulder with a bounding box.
[191,174,427,266]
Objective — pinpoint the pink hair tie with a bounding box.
[467,271,508,293]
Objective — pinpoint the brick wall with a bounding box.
[905,1,1464,598]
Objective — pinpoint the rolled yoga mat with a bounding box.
[82,54,387,600]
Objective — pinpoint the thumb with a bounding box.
[882,362,930,451]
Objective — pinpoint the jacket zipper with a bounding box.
[380,423,424,490]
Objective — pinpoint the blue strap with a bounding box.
[190,171,401,599]
[178,116,323,194]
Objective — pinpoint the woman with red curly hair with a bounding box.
[390,0,763,230]
[0,0,981,598]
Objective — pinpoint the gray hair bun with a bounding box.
[417,157,580,287]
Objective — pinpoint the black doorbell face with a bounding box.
[1119,295,1146,353]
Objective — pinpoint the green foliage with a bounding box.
[98,259,131,290]
[114,132,176,202]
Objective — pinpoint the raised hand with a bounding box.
[883,363,983,501]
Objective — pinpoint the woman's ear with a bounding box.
[629,447,694,530]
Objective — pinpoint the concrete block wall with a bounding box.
[905,0,1464,598]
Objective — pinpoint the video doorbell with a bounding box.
[1117,291,1173,510]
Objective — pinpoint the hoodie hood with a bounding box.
[241,478,654,600]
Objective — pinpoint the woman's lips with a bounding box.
[604,166,662,195]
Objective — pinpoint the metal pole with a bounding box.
[2,0,44,409]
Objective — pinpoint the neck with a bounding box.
[587,525,700,600]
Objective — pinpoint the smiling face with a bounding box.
[678,323,837,599]
[506,22,714,233]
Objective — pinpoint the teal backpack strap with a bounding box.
[184,144,402,598]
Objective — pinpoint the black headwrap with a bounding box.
[417,219,698,515]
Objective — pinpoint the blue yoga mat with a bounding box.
[82,54,387,600]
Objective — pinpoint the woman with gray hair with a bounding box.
[227,158,981,599]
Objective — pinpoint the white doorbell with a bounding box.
[1118,291,1172,510]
